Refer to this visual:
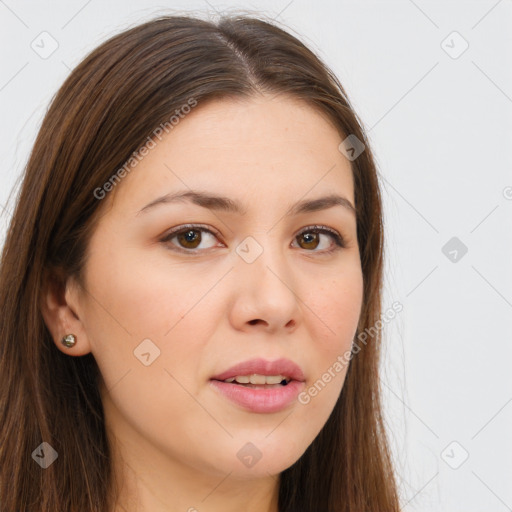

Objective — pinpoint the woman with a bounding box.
[0,13,401,512]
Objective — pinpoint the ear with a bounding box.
[40,267,93,356]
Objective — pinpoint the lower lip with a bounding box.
[209,379,305,413]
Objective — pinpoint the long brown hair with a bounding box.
[0,13,401,511]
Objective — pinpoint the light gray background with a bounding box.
[1,1,511,510]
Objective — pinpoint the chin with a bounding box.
[227,436,308,479]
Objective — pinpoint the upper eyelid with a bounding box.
[162,223,343,240]
[161,224,346,253]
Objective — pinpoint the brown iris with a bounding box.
[177,229,202,249]
[297,231,319,250]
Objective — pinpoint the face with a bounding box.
[53,94,363,487]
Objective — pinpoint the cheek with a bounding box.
[297,270,363,402]
[305,271,363,349]
[84,244,212,342]
[83,248,224,391]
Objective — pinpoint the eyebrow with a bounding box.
[136,190,356,217]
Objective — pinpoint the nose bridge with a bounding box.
[234,231,297,304]
[235,228,284,274]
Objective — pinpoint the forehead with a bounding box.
[104,94,355,217]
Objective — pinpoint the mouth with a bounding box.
[210,357,305,383]
[209,358,306,413]
[215,374,293,388]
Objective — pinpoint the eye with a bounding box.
[292,225,346,254]
[160,224,346,255]
[160,224,220,253]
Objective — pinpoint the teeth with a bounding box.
[223,374,289,385]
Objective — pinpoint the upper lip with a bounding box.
[211,358,305,382]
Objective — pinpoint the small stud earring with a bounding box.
[61,334,77,348]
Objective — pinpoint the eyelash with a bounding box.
[160,223,346,256]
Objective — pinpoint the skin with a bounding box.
[41,93,364,512]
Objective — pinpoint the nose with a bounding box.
[228,237,301,334]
